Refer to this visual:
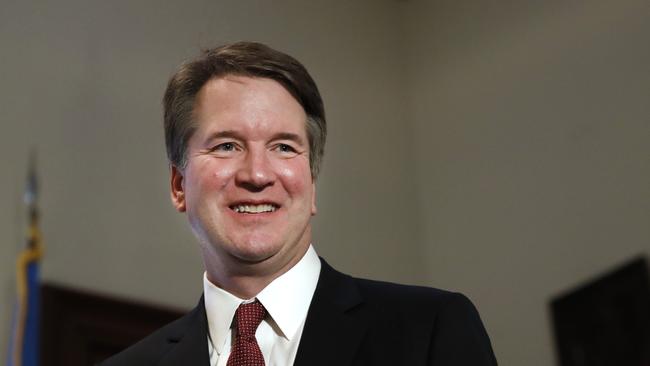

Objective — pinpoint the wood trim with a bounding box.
[40,283,186,366]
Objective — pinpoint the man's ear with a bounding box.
[311,181,317,216]
[170,165,186,212]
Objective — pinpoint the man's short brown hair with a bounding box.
[163,41,326,177]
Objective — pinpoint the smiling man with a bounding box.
[174,75,317,301]
[101,42,497,366]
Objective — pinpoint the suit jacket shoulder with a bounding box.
[294,259,497,366]
[360,277,496,365]
[99,297,210,366]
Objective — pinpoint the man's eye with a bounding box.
[276,144,297,153]
[214,142,235,151]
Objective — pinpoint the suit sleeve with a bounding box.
[428,292,498,366]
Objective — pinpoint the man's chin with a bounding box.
[229,242,280,265]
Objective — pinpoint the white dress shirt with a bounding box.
[203,245,321,366]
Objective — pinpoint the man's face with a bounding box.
[171,75,316,280]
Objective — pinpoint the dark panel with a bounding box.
[40,283,186,366]
[550,256,650,366]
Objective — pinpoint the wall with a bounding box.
[0,0,423,356]
[404,0,650,365]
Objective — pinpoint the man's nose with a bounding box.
[235,148,276,191]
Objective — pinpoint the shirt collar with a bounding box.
[257,245,320,341]
[203,245,321,354]
[203,273,242,355]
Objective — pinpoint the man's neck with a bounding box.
[204,244,311,299]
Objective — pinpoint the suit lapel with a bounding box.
[157,296,211,366]
[293,259,370,366]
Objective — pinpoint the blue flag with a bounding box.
[7,156,43,366]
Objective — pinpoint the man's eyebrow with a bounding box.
[204,130,244,142]
[203,130,306,145]
[272,132,306,146]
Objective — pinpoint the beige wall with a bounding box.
[2,1,649,364]
[404,0,650,365]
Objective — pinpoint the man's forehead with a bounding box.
[200,75,296,100]
[192,76,309,141]
[196,75,303,111]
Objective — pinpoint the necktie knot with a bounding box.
[227,300,266,366]
[234,300,266,338]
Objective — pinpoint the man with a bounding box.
[102,41,497,366]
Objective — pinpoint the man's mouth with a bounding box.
[230,203,278,214]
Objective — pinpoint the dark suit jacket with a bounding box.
[101,259,497,365]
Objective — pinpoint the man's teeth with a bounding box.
[233,204,277,213]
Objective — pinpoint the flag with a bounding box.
[7,155,43,366]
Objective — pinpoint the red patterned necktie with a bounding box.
[227,300,267,366]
